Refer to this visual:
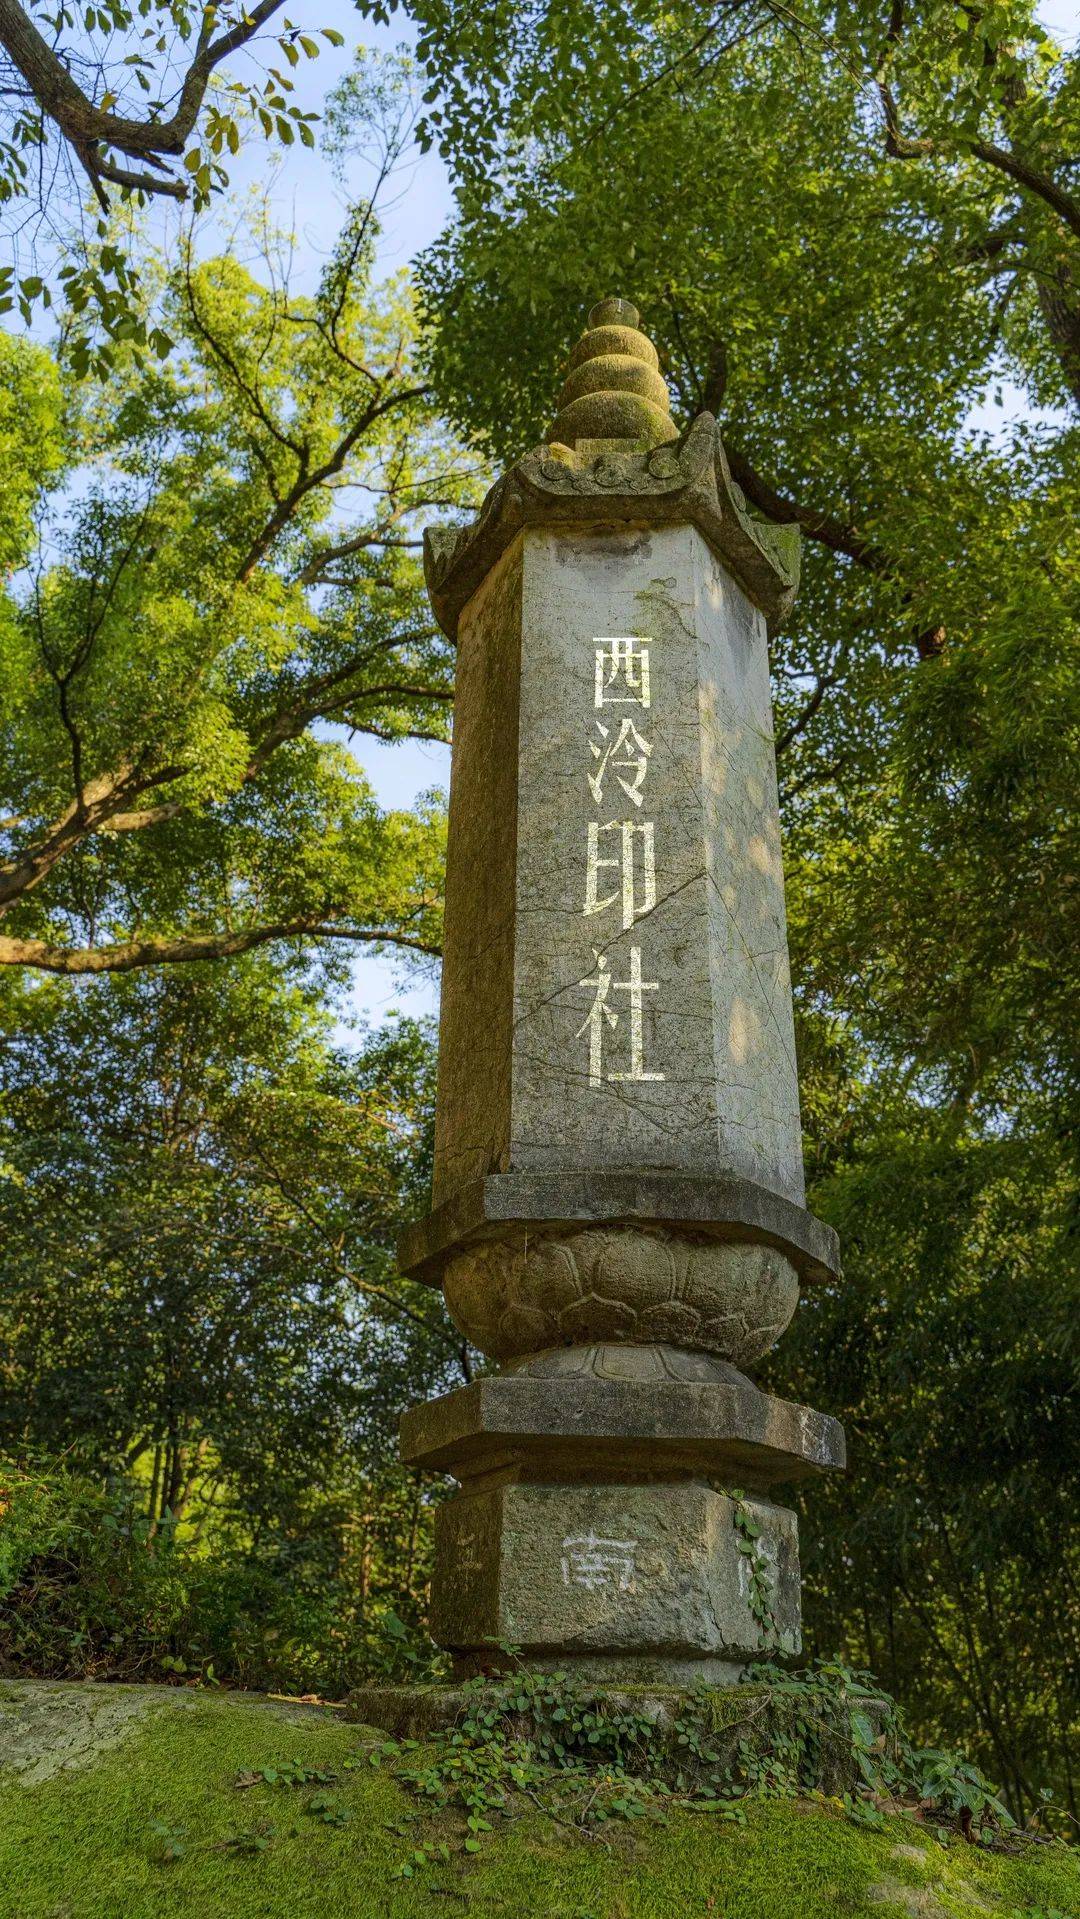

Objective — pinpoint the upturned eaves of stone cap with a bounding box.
[424,296,801,641]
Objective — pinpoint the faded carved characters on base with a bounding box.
[442,1228,799,1368]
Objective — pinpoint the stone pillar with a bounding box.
[399,298,844,1684]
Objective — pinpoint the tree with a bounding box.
[0,190,478,977]
[780,1085,1079,1824]
[0,956,457,1689]
[414,10,1077,1113]
[0,956,459,1522]
[387,4,1079,1804]
[0,0,331,207]
[395,0,1079,409]
[0,0,353,355]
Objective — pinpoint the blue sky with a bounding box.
[168,6,461,1031]
[153,0,1080,1033]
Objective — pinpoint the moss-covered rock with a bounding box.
[1,1681,1077,1919]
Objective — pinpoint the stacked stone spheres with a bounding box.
[396,298,844,1683]
[548,295,676,449]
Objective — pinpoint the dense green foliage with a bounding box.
[372,1658,1025,1862]
[0,963,455,1494]
[0,1456,443,1694]
[394,1,1080,1823]
[0,194,473,978]
[0,0,355,365]
[0,0,1076,1856]
[3,1682,1080,1918]
[0,959,460,1693]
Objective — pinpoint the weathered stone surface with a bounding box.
[505,1342,760,1382]
[400,1367,845,1488]
[398,298,844,1685]
[347,1679,893,1800]
[442,1225,799,1365]
[428,1482,800,1676]
[548,298,677,451]
[431,518,804,1215]
[427,537,520,1208]
[399,1170,840,1289]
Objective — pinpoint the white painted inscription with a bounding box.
[560,1531,638,1593]
[583,819,656,930]
[594,634,652,709]
[577,949,663,1089]
[588,718,652,807]
[578,637,664,1088]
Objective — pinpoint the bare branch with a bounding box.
[235,384,431,583]
[774,667,838,756]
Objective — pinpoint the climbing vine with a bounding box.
[356,1659,1045,1882]
[154,1659,1070,1887]
[728,1490,781,1651]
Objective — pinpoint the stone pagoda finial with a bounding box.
[549,296,675,450]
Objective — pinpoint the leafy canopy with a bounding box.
[0,184,479,978]
[0,953,459,1520]
[397,0,1079,1818]
[0,0,350,355]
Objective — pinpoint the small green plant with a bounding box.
[728,1492,780,1649]
[152,1817,279,1865]
[720,1491,798,1656]
[149,1819,188,1863]
[365,1655,1032,1881]
[216,1825,276,1857]
[306,1791,353,1828]
[235,1757,339,1790]
[1003,1909,1071,1919]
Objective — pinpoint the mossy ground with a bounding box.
[1,1686,1077,1919]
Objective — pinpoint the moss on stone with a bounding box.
[2,1685,1077,1919]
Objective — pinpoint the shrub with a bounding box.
[0,1458,193,1679]
[0,1457,442,1693]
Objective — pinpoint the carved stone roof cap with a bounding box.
[425,411,802,641]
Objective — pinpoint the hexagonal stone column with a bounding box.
[397,298,845,1683]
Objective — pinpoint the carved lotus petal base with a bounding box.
[442,1226,799,1368]
[501,1341,755,1387]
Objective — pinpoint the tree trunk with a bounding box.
[1035,256,1080,412]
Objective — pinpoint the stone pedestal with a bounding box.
[398,298,844,1682]
[430,1481,798,1684]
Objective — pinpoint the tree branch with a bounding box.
[244,659,452,780]
[726,435,947,655]
[235,383,430,583]
[874,4,1080,239]
[724,442,893,575]
[970,140,1080,242]
[0,921,441,975]
[774,667,839,756]
[0,762,187,912]
[0,0,287,200]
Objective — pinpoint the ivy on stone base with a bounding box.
[365,1657,1039,1883]
[726,1487,798,1657]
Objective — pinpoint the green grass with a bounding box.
[2,1689,1077,1919]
